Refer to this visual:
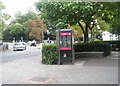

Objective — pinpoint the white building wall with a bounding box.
[102,31,118,41]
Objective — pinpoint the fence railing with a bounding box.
[0,44,8,51]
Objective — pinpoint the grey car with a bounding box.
[13,42,26,51]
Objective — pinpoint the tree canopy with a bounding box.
[2,2,119,41]
[0,1,11,40]
[35,2,119,42]
[3,11,47,41]
[102,2,120,39]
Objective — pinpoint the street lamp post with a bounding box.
[41,27,43,43]
[13,38,15,44]
[21,37,23,42]
[47,25,52,43]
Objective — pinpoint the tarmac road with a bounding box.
[1,44,118,84]
[2,45,41,62]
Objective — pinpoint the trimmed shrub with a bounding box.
[42,44,58,64]
[105,41,120,51]
[74,42,112,57]
[93,40,120,51]
[42,42,112,64]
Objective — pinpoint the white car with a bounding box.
[28,40,36,46]
[27,41,33,44]
[13,42,26,51]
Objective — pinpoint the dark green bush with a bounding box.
[42,42,112,64]
[74,42,112,57]
[93,40,120,51]
[104,41,120,51]
[42,44,58,64]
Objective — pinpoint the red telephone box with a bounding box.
[56,29,75,64]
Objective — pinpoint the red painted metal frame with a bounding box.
[60,32,71,36]
[59,47,72,50]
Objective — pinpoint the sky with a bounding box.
[1,0,39,18]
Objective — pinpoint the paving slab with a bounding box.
[2,51,118,84]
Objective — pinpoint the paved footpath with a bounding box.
[2,52,118,84]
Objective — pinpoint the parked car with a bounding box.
[27,41,33,44]
[30,40,36,47]
[30,43,36,46]
[13,42,26,51]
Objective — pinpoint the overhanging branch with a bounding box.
[77,21,85,34]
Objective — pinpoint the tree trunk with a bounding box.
[90,30,92,42]
[78,37,81,43]
[118,34,120,40]
[90,29,93,42]
[85,23,89,43]
[77,21,89,43]
[77,21,86,43]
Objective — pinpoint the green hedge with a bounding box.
[93,41,120,51]
[74,42,112,57]
[42,44,58,64]
[42,42,112,64]
[103,41,119,51]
